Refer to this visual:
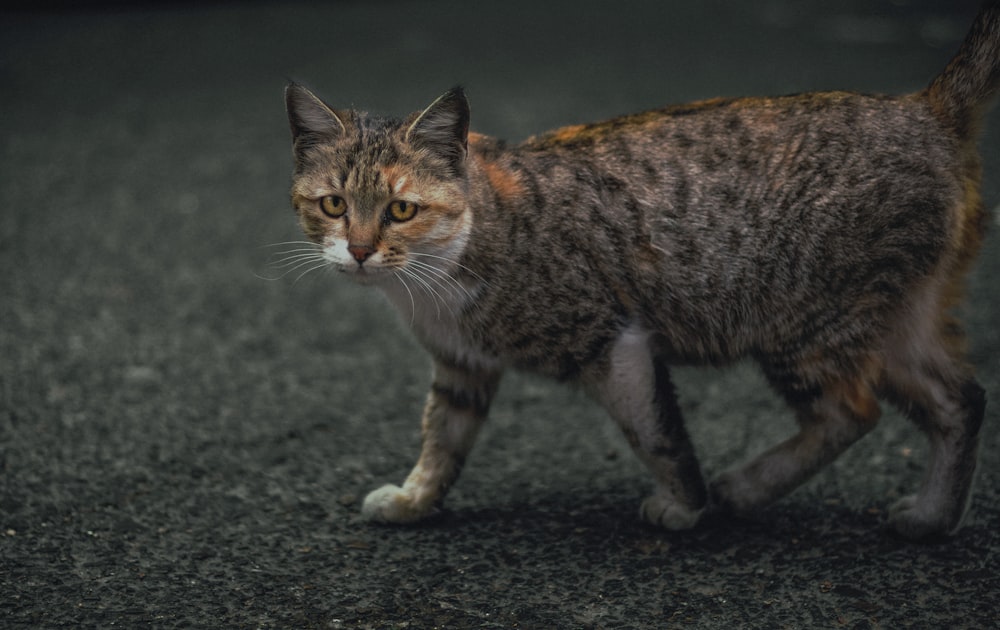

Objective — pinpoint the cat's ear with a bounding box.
[285,82,347,145]
[405,87,470,173]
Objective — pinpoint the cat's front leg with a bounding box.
[589,326,708,530]
[362,360,501,524]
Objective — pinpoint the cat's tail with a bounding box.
[926,1,1000,139]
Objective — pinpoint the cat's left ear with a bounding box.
[405,87,470,173]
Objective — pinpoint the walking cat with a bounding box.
[283,3,999,539]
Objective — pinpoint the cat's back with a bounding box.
[518,89,963,280]
[503,90,969,361]
[524,91,959,200]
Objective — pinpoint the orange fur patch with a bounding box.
[832,378,881,426]
[381,166,410,195]
[480,159,526,200]
[935,163,987,324]
[793,348,883,425]
[955,171,986,266]
[825,355,883,425]
[547,124,588,143]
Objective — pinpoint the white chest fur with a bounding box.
[379,270,501,371]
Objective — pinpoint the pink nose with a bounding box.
[348,244,375,263]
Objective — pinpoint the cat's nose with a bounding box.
[348,244,376,263]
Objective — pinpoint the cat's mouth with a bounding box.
[343,261,391,284]
[322,244,392,283]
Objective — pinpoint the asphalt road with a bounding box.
[2,1,999,627]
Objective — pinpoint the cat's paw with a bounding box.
[361,484,435,524]
[639,494,704,530]
[888,495,960,540]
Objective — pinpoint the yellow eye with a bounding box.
[320,195,347,218]
[387,200,419,222]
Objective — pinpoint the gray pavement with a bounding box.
[2,1,998,627]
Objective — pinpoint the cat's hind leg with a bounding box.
[879,305,985,540]
[710,355,882,516]
[362,361,501,523]
[589,326,708,530]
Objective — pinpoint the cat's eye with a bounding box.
[387,200,419,222]
[320,195,347,218]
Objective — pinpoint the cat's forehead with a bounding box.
[351,112,404,138]
[342,113,404,159]
[294,108,436,197]
[307,113,406,183]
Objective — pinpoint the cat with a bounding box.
[283,2,998,540]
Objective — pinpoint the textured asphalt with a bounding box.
[2,1,999,628]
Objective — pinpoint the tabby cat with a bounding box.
[283,3,999,539]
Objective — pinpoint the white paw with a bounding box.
[888,495,959,540]
[640,494,704,530]
[361,484,434,524]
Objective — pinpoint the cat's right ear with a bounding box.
[405,87,470,174]
[285,82,347,146]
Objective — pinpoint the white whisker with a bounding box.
[415,266,461,319]
[261,240,322,248]
[393,271,417,327]
[256,240,327,281]
[281,256,327,274]
[270,252,326,269]
[400,266,445,319]
[256,255,323,281]
[409,251,488,285]
[270,247,325,256]
[293,260,330,285]
[406,259,476,303]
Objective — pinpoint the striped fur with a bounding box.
[286,3,998,539]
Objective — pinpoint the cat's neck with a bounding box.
[371,137,524,368]
[378,261,499,370]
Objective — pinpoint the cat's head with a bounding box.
[285,83,472,284]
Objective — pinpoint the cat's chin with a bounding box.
[344,265,390,286]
